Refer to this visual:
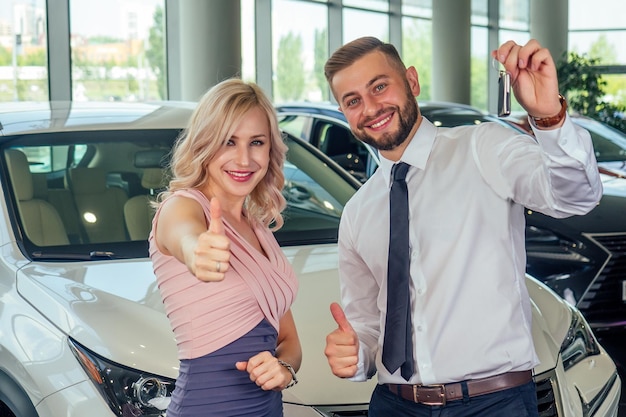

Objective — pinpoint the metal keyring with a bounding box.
[491,56,503,72]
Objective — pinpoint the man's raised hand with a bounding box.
[324,302,359,378]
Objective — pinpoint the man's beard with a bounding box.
[353,94,419,151]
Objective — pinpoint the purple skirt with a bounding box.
[167,319,283,417]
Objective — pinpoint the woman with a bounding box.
[149,78,301,417]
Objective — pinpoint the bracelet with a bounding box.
[530,94,568,128]
[278,359,298,389]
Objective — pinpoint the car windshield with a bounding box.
[2,130,357,259]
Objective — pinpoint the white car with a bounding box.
[0,101,621,417]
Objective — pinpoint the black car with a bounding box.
[276,101,626,335]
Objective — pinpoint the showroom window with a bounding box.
[343,0,389,12]
[2,0,625,111]
[497,0,529,46]
[470,0,530,110]
[0,0,48,101]
[342,7,389,49]
[569,0,626,106]
[241,0,256,83]
[401,16,433,101]
[271,0,328,103]
[68,0,166,102]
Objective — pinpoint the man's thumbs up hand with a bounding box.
[324,302,359,378]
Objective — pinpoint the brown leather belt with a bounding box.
[385,370,533,406]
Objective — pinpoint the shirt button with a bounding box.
[417,288,424,295]
[417,325,423,332]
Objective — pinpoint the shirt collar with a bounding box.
[379,116,437,186]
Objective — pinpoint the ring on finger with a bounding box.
[216,260,221,273]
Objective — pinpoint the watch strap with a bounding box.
[530,95,568,128]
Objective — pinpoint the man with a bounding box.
[323,36,602,416]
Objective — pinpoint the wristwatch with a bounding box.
[530,95,568,128]
[278,359,298,389]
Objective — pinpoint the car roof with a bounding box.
[0,101,196,136]
[275,100,487,118]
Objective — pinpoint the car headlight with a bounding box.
[69,338,175,416]
[524,224,601,305]
[560,304,601,371]
[525,225,590,265]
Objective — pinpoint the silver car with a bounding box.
[0,101,621,417]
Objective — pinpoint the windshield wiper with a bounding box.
[31,251,122,261]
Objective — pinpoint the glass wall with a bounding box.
[2,0,625,110]
[241,0,256,83]
[0,0,48,101]
[402,16,432,101]
[342,8,389,46]
[569,0,626,106]
[68,0,166,102]
[271,0,328,103]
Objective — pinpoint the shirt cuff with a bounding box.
[347,342,372,382]
[531,114,588,162]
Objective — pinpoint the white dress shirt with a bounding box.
[338,114,602,385]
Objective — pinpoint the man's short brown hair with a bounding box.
[324,36,407,85]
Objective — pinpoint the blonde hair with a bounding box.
[161,78,287,230]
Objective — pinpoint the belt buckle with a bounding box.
[414,384,446,406]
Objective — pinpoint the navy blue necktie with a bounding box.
[382,162,414,381]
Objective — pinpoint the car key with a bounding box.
[497,70,511,117]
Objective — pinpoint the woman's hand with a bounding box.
[188,198,231,282]
[236,351,295,391]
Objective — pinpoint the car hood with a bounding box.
[528,190,626,234]
[600,174,626,198]
[16,259,179,379]
[16,250,570,407]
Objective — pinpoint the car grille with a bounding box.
[535,373,560,417]
[579,233,626,329]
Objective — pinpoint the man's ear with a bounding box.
[406,66,421,97]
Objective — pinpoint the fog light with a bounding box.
[134,377,169,410]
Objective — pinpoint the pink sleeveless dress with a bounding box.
[149,189,298,416]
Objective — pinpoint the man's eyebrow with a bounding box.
[339,74,388,104]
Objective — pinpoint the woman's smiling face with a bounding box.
[207,106,271,203]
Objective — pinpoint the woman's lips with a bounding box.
[227,170,254,182]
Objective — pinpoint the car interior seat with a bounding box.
[31,171,84,244]
[321,125,358,157]
[69,167,129,243]
[124,167,167,241]
[4,149,70,246]
[321,125,366,179]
